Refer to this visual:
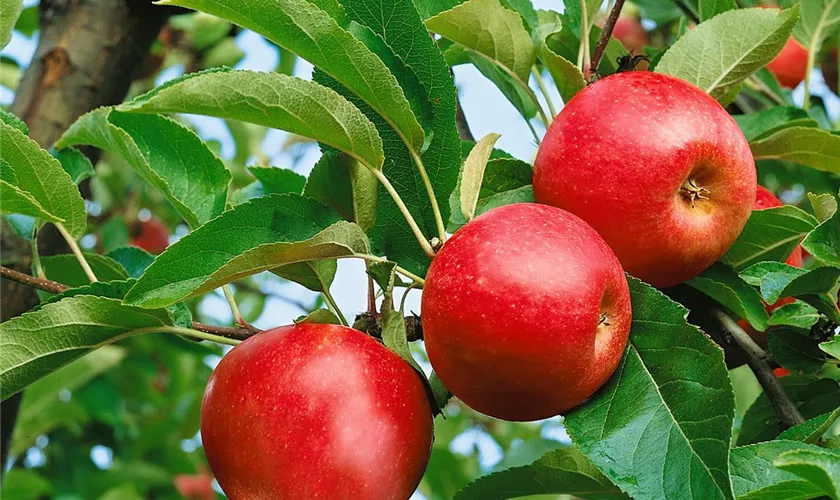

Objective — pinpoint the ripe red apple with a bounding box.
[422,203,632,421]
[612,16,647,53]
[174,471,215,500]
[201,324,433,499]
[754,185,803,268]
[130,217,170,254]
[767,37,809,89]
[773,367,791,378]
[533,71,756,288]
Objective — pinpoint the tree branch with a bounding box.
[0,265,259,341]
[591,0,627,79]
[455,94,475,141]
[712,310,805,429]
[673,0,700,24]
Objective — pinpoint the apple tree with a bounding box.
[1,0,840,498]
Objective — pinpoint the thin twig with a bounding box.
[455,94,475,141]
[591,0,627,79]
[55,223,98,283]
[1,265,258,342]
[713,310,805,429]
[673,0,700,24]
[1,266,68,294]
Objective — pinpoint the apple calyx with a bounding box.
[680,178,711,207]
[598,312,611,327]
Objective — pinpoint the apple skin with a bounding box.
[612,16,647,53]
[130,218,170,254]
[533,71,756,288]
[422,203,632,421]
[767,37,809,89]
[200,323,433,500]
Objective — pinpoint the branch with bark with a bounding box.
[712,309,806,429]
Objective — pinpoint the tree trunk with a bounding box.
[1,0,172,469]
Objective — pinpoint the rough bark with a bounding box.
[1,0,172,469]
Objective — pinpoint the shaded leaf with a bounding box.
[294,308,342,325]
[453,446,627,500]
[730,440,827,500]
[247,166,305,195]
[722,206,817,270]
[801,206,840,266]
[0,296,172,401]
[778,408,840,444]
[39,253,129,288]
[53,147,94,184]
[105,247,155,279]
[303,150,378,232]
[774,448,840,499]
[733,106,817,142]
[768,301,822,329]
[123,194,370,309]
[56,108,230,228]
[688,262,769,332]
[768,329,826,375]
[750,127,840,174]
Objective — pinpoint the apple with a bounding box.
[422,203,632,421]
[767,37,809,89]
[174,471,215,500]
[754,185,803,268]
[533,71,756,288]
[130,217,170,254]
[773,367,791,378]
[612,15,647,53]
[200,323,433,499]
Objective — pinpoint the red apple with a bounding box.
[130,217,170,254]
[200,324,433,499]
[612,16,647,53]
[422,203,632,421]
[174,471,215,500]
[767,37,809,89]
[773,367,791,378]
[754,185,803,268]
[533,71,756,288]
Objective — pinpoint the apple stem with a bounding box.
[590,0,628,80]
[531,67,557,118]
[712,310,805,430]
[55,223,98,283]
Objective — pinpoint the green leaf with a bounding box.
[426,0,536,82]
[11,346,125,455]
[460,133,501,221]
[0,121,87,237]
[105,247,155,279]
[699,0,737,21]
[120,69,385,172]
[722,206,818,270]
[272,260,338,293]
[739,375,840,445]
[294,308,342,325]
[778,408,840,444]
[768,301,822,329]
[740,263,840,304]
[793,0,840,54]
[808,192,837,223]
[0,176,57,222]
[446,43,538,119]
[33,280,137,312]
[0,109,27,135]
[801,207,840,266]
[452,446,627,500]
[750,127,840,174]
[123,194,370,309]
[688,262,770,332]
[53,147,95,184]
[822,336,840,360]
[774,448,840,499]
[656,6,801,101]
[0,0,22,49]
[768,329,826,374]
[39,253,129,288]
[0,295,173,401]
[157,0,424,151]
[448,158,534,232]
[56,108,230,229]
[566,277,735,500]
[1,469,54,500]
[321,0,461,276]
[533,11,586,104]
[303,151,378,232]
[381,306,423,373]
[247,166,305,195]
[730,440,827,500]
[733,106,817,142]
